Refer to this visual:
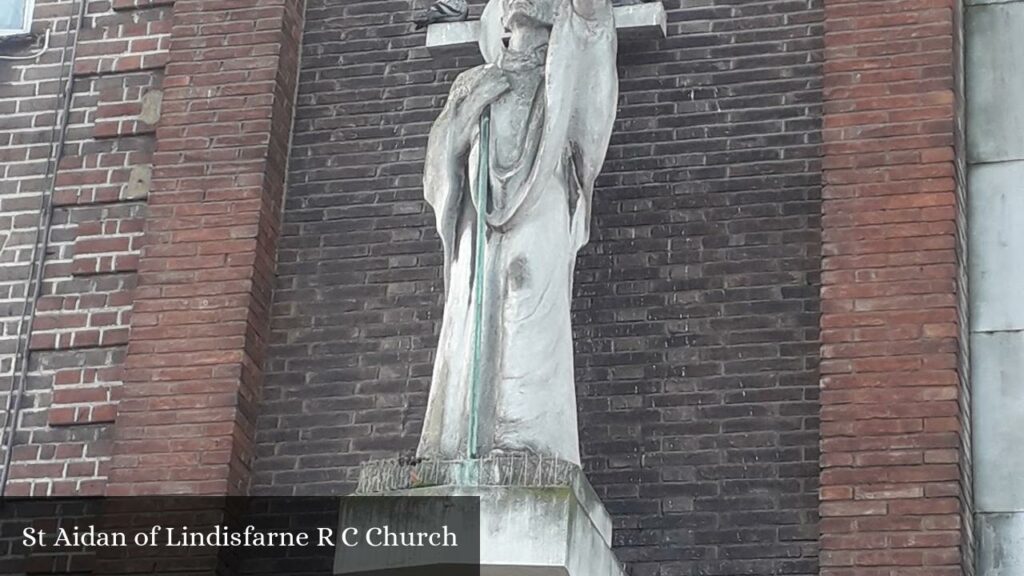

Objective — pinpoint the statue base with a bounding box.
[337,454,626,576]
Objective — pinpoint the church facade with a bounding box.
[2,0,1018,573]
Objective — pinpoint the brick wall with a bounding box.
[0,0,170,497]
[104,0,304,496]
[255,1,824,574]
[818,0,972,574]
[0,0,980,571]
[0,0,302,497]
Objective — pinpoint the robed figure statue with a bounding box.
[418,0,618,466]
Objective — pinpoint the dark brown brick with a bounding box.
[254,2,824,575]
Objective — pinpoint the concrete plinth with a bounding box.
[336,455,625,576]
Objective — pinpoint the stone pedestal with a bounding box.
[337,454,625,576]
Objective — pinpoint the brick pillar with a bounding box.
[106,0,304,496]
[819,0,972,574]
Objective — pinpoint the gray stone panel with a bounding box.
[977,513,1024,576]
[969,160,1024,332]
[967,2,1024,163]
[972,331,1024,513]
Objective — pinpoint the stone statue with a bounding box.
[418,0,618,466]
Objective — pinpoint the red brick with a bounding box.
[107,0,303,497]
[821,501,888,517]
[820,0,969,573]
[53,387,109,405]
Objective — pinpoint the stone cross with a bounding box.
[424,2,667,56]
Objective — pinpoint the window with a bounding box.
[0,0,34,37]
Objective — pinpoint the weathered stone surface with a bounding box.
[977,513,1024,576]
[966,2,1024,163]
[969,160,1024,332]
[357,453,612,546]
[614,2,667,37]
[138,89,163,125]
[418,0,618,466]
[971,331,1024,513]
[122,165,152,200]
[425,2,667,55]
[968,3,1024,571]
[341,471,623,576]
[358,454,578,492]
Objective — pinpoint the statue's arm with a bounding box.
[434,65,509,161]
[572,0,613,20]
[423,103,457,287]
[423,105,461,212]
[423,66,510,285]
[424,65,508,206]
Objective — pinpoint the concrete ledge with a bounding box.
[356,454,612,547]
[426,2,667,56]
[338,481,625,576]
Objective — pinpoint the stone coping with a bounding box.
[355,453,614,547]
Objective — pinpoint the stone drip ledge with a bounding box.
[357,453,582,494]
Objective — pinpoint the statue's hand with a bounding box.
[448,64,511,148]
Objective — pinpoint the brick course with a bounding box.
[255,1,824,574]
[819,0,972,574]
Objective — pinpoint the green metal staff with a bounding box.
[462,107,490,485]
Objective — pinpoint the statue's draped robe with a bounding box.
[418,0,617,466]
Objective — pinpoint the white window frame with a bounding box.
[0,0,35,37]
